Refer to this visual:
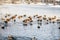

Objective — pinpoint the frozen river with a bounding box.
[0,4,60,40]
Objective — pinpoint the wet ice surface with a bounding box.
[0,4,60,40]
[0,21,60,40]
[1,36,32,40]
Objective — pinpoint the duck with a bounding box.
[51,17,56,21]
[58,27,60,29]
[23,19,28,26]
[37,26,40,29]
[50,16,57,24]
[23,19,29,23]
[18,16,23,19]
[33,14,38,18]
[32,37,37,40]
[56,19,60,24]
[48,17,51,21]
[43,15,47,20]
[44,15,46,17]
[28,16,32,22]
[43,17,47,20]
[6,18,11,22]
[56,19,60,21]
[37,16,42,18]
[54,16,56,19]
[51,17,56,20]
[51,16,56,21]
[23,18,32,26]
[10,15,17,20]
[37,16,42,22]
[8,35,16,40]
[23,14,26,17]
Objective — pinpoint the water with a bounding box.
[0,4,60,40]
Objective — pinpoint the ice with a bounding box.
[0,4,60,40]
[0,21,60,40]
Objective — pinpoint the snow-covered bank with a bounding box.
[0,3,60,8]
[0,4,60,17]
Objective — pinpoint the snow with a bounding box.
[0,4,60,40]
[0,4,60,17]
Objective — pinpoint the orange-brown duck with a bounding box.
[37,16,42,18]
[6,18,11,22]
[10,15,17,20]
[18,16,23,19]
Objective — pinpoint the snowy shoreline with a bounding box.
[0,3,60,7]
[0,4,60,17]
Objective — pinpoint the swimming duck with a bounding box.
[18,16,23,19]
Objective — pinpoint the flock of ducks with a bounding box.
[0,14,60,40]
[0,14,60,29]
